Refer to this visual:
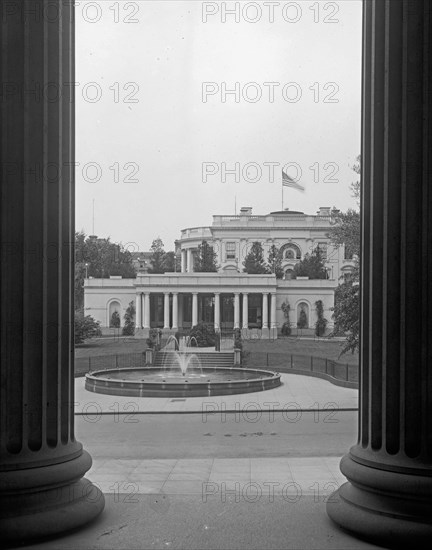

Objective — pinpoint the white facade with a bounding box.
[84,207,355,337]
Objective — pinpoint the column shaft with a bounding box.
[135,293,142,329]
[187,249,193,273]
[262,293,269,329]
[242,294,249,329]
[172,293,178,330]
[234,293,240,329]
[192,293,198,326]
[214,293,220,330]
[0,2,104,541]
[327,1,432,545]
[143,293,150,329]
[163,293,170,329]
[270,294,277,329]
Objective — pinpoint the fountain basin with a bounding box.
[85,367,281,397]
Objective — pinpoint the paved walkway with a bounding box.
[75,372,358,414]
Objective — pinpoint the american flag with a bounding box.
[282,169,305,191]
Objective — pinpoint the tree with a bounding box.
[110,311,120,328]
[148,237,166,274]
[189,323,216,347]
[328,209,360,259]
[122,301,135,336]
[267,244,284,279]
[332,273,360,354]
[315,300,328,337]
[194,240,218,272]
[327,156,361,354]
[74,231,136,309]
[243,242,268,274]
[163,251,181,272]
[74,311,101,344]
[292,247,328,279]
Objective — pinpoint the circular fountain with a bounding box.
[85,338,281,397]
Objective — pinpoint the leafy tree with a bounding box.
[328,209,360,259]
[292,247,328,279]
[281,301,292,336]
[148,237,166,274]
[332,272,360,354]
[243,242,268,274]
[163,251,181,272]
[122,301,135,336]
[194,240,218,272]
[267,245,284,279]
[315,300,328,337]
[110,310,120,328]
[74,231,136,309]
[74,311,101,344]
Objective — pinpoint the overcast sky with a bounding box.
[75,0,362,252]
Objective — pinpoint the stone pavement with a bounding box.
[75,372,358,414]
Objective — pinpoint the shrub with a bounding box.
[189,323,215,347]
[122,301,135,336]
[74,311,101,344]
[110,310,120,328]
[315,299,328,336]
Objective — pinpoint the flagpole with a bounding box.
[281,183,284,210]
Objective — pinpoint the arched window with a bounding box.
[280,242,302,260]
[108,300,121,328]
[297,302,309,329]
[284,268,294,280]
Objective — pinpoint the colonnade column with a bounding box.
[234,293,240,329]
[214,293,220,330]
[262,293,269,329]
[163,293,170,329]
[181,250,186,273]
[0,2,104,541]
[192,293,198,327]
[143,293,150,329]
[172,293,179,330]
[187,249,193,273]
[327,1,432,545]
[242,293,249,330]
[135,293,142,329]
[270,293,277,329]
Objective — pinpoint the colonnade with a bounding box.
[135,291,277,330]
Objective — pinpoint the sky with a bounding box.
[75,0,362,253]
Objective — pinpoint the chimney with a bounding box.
[317,207,331,216]
[240,207,253,216]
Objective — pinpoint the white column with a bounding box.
[242,293,249,329]
[262,293,269,329]
[214,293,220,330]
[172,293,178,330]
[181,250,186,273]
[135,293,142,328]
[270,293,277,329]
[192,293,198,326]
[187,249,193,273]
[164,293,170,329]
[234,293,240,329]
[144,293,150,329]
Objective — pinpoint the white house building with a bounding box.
[84,207,355,338]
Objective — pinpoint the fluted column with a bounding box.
[242,293,249,330]
[327,1,432,545]
[0,2,104,541]
[135,293,142,329]
[172,293,178,330]
[234,293,240,329]
[143,293,150,329]
[214,293,220,330]
[163,293,170,329]
[192,293,198,326]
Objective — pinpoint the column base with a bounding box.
[327,453,432,547]
[0,450,105,543]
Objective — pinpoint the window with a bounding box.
[226,242,236,260]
